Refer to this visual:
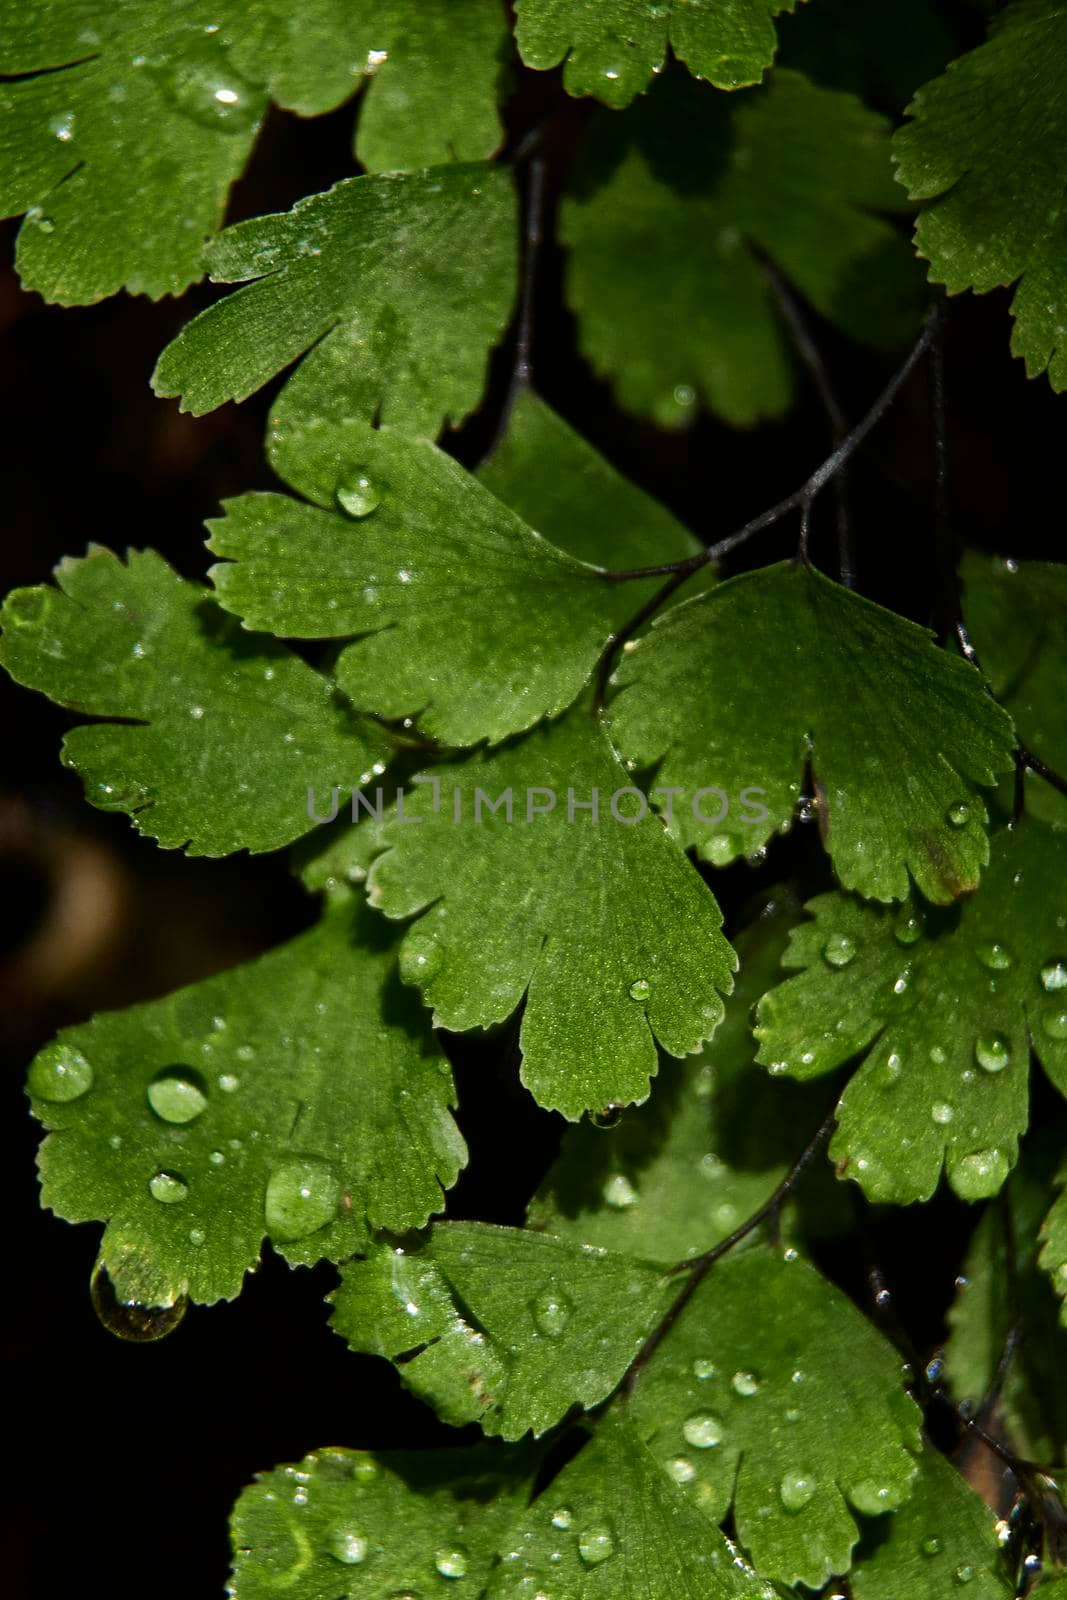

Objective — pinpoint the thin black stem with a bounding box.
[601,306,941,584]
[621,1106,836,1396]
[766,265,854,586]
[482,154,546,459]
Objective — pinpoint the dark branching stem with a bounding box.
[765,265,854,586]
[621,1107,836,1397]
[483,153,546,459]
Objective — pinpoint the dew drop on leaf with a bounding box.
[531,1284,574,1338]
[946,801,972,828]
[1041,958,1067,991]
[955,1564,976,1584]
[974,1034,1010,1073]
[602,1173,637,1208]
[975,941,1013,970]
[147,1065,209,1124]
[399,931,443,985]
[953,1148,1010,1200]
[147,37,264,133]
[90,1262,187,1342]
[731,1370,760,1397]
[1042,1008,1067,1040]
[264,1156,342,1241]
[682,1411,724,1448]
[577,1525,616,1566]
[326,1525,369,1564]
[778,1471,817,1512]
[550,1506,574,1530]
[628,977,651,1001]
[434,1546,469,1578]
[667,1456,696,1484]
[851,1479,901,1514]
[149,1169,189,1204]
[823,932,857,968]
[931,1102,954,1124]
[894,910,924,946]
[336,470,382,519]
[692,1357,716,1380]
[27,1042,93,1103]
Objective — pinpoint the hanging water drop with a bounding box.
[590,1104,624,1129]
[149,1170,189,1204]
[90,1262,187,1341]
[974,1034,1010,1073]
[778,1471,817,1512]
[27,1042,94,1103]
[336,469,382,519]
[823,932,857,968]
[531,1284,574,1338]
[147,1064,209,1124]
[682,1412,724,1448]
[264,1156,342,1241]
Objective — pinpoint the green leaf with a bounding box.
[207,402,702,747]
[364,706,737,1118]
[527,898,817,1264]
[27,899,464,1308]
[562,71,919,427]
[754,817,1067,1203]
[1040,1175,1067,1325]
[514,0,806,105]
[850,1447,1012,1599]
[628,1246,922,1588]
[0,1,510,303]
[230,1443,533,1598]
[152,165,516,435]
[963,553,1067,825]
[330,1222,673,1439]
[485,1414,766,1597]
[892,0,1067,390]
[0,547,384,855]
[612,559,1015,903]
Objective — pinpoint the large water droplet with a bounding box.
[264,1156,342,1241]
[894,910,924,946]
[531,1284,573,1338]
[602,1173,637,1209]
[953,1148,1009,1201]
[90,1262,187,1341]
[731,1371,760,1397]
[147,1065,209,1124]
[336,469,382,519]
[399,930,442,986]
[1041,958,1067,992]
[147,37,265,133]
[577,1525,616,1566]
[682,1412,724,1448]
[976,942,1013,971]
[628,977,651,1001]
[435,1547,469,1579]
[27,1042,94,1103]
[851,1480,902,1515]
[150,1170,189,1205]
[326,1525,368,1564]
[946,801,972,829]
[1042,1008,1067,1040]
[779,1471,817,1512]
[823,932,857,968]
[590,1104,624,1129]
[974,1034,1010,1073]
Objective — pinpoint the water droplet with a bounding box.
[399,930,443,986]
[577,1525,616,1566]
[667,1456,696,1484]
[435,1547,468,1579]
[150,1170,189,1204]
[189,1228,206,1247]
[628,977,651,1001]
[148,37,265,132]
[336,469,382,519]
[894,911,924,946]
[218,1072,240,1093]
[947,801,972,829]
[1042,1008,1067,1040]
[823,932,857,968]
[327,1525,368,1564]
[974,1034,1010,1073]
[921,1536,942,1557]
[265,1156,342,1241]
[602,1173,637,1209]
[953,1148,1010,1201]
[731,1371,760,1397]
[550,1506,573,1531]
[1041,959,1067,992]
[27,1042,94,1103]
[683,1412,724,1448]
[147,1065,209,1124]
[931,1102,954,1125]
[692,1358,716,1380]
[590,1104,624,1129]
[531,1285,573,1338]
[955,1564,975,1584]
[779,1471,817,1512]
[851,1480,902,1515]
[976,942,1013,971]
[705,833,740,866]
[90,1262,186,1341]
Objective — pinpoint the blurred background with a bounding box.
[3,8,1066,1592]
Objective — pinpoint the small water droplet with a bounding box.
[150,1170,189,1204]
[189,1227,206,1246]
[148,36,264,132]
[921,1536,942,1557]
[1041,959,1067,992]
[550,1506,573,1530]
[823,932,857,968]
[1042,1008,1067,1040]
[976,942,1013,971]
[265,1156,342,1241]
[336,469,382,519]
[327,1525,368,1564]
[667,1456,696,1484]
[147,1065,209,1124]
[931,1102,954,1125]
[975,1034,1010,1073]
[947,801,972,829]
[435,1547,468,1579]
[894,911,924,946]
[531,1285,573,1338]
[27,1042,94,1103]
[954,1564,975,1584]
[851,1479,901,1515]
[628,977,651,1001]
[577,1526,616,1566]
[692,1358,716,1380]
[705,833,740,866]
[399,930,443,985]
[602,1173,637,1209]
[218,1072,240,1093]
[779,1471,817,1512]
[683,1412,724,1448]
[731,1371,760,1397]
[90,1262,186,1341]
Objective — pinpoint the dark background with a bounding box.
[3,8,1065,1594]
